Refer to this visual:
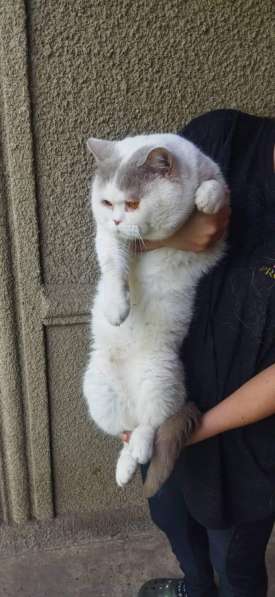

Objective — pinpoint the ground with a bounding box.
[0,528,274,597]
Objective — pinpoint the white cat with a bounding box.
[83,132,228,496]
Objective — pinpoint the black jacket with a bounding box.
[178,109,275,528]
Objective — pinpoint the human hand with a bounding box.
[136,204,231,253]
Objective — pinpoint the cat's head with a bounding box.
[87,133,199,241]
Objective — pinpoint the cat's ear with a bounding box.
[141,147,174,174]
[87,137,115,162]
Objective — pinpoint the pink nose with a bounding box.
[113,219,121,226]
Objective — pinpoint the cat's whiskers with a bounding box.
[118,224,143,257]
[120,223,140,240]
[132,237,137,256]
[136,230,145,250]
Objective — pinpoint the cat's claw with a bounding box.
[195,180,226,215]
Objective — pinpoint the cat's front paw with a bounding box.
[195,180,226,215]
[103,286,130,326]
[129,426,154,465]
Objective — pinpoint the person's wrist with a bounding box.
[187,410,216,445]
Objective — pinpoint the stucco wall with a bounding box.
[0,0,273,531]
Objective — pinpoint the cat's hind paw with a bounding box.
[116,446,137,487]
[129,426,154,465]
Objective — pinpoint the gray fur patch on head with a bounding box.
[87,137,122,183]
[96,154,122,183]
[117,146,178,197]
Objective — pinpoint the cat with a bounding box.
[83,132,228,497]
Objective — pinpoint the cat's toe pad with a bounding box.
[195,180,226,215]
[129,427,154,464]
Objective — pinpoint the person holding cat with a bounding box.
[130,110,275,597]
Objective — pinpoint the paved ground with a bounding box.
[0,528,274,597]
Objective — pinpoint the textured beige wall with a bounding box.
[29,0,274,287]
[0,0,273,532]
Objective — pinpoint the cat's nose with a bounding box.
[113,219,122,226]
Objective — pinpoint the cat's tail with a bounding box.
[143,403,201,498]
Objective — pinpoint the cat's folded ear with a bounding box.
[87,137,115,162]
[138,147,175,175]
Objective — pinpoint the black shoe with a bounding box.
[138,578,188,596]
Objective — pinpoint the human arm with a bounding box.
[188,363,275,445]
[121,364,275,445]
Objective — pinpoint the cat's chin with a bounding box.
[143,228,179,242]
[116,226,149,240]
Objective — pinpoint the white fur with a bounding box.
[83,133,228,486]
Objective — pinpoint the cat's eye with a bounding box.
[102,199,112,208]
[126,200,140,211]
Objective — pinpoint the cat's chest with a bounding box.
[129,250,199,296]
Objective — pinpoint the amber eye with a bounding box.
[126,200,140,211]
[102,199,112,208]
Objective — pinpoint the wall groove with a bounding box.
[0,7,31,524]
[0,0,54,521]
